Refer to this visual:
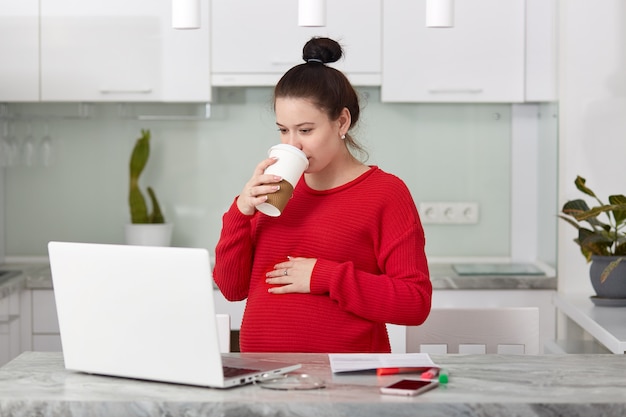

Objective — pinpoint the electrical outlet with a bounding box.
[418,202,441,223]
[418,202,479,224]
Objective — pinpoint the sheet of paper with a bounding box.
[328,353,437,373]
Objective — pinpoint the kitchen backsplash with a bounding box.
[1,87,557,261]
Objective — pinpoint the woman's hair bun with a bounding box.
[302,37,343,64]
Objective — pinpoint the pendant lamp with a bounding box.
[426,0,454,28]
[298,0,326,27]
[172,0,200,29]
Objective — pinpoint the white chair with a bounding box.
[406,307,540,355]
[216,313,231,353]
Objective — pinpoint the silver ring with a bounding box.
[283,269,288,276]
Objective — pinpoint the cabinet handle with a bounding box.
[136,115,211,121]
[99,88,153,94]
[118,103,212,121]
[428,88,484,94]
[0,314,18,324]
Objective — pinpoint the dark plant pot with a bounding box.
[590,256,626,299]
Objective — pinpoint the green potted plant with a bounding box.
[124,129,173,246]
[559,176,626,302]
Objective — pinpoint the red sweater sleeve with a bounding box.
[212,198,256,301]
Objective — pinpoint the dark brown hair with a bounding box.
[274,37,366,158]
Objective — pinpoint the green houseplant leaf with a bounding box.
[147,186,165,224]
[574,176,597,199]
[600,258,624,284]
[128,129,165,224]
[609,194,626,225]
[559,176,626,283]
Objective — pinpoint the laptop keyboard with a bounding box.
[223,366,261,378]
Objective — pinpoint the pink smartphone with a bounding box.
[379,379,439,396]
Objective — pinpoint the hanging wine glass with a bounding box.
[21,122,37,167]
[0,121,9,167]
[39,122,54,167]
[0,121,18,167]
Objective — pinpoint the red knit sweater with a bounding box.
[213,166,432,353]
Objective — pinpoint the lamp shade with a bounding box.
[426,0,454,28]
[172,0,200,29]
[298,0,326,27]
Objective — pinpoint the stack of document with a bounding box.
[328,353,438,373]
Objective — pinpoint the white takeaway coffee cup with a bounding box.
[255,144,309,216]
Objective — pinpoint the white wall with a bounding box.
[558,0,626,294]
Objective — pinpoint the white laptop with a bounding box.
[47,241,301,388]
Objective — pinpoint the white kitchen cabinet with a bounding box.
[432,290,556,352]
[0,0,39,101]
[525,0,558,102]
[213,289,246,331]
[0,291,21,366]
[40,0,211,102]
[211,0,381,86]
[20,289,62,352]
[382,0,525,103]
[388,289,556,353]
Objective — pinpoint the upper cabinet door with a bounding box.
[41,0,211,102]
[382,0,525,103]
[211,0,381,86]
[0,0,39,101]
[525,0,558,102]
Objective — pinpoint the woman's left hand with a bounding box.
[266,256,317,294]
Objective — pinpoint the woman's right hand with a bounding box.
[236,157,282,216]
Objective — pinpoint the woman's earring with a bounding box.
[340,134,346,140]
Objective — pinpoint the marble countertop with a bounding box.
[1,351,625,417]
[0,260,556,300]
[429,262,556,290]
[0,263,51,299]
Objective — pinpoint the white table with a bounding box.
[552,293,626,354]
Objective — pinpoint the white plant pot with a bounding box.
[125,223,174,247]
